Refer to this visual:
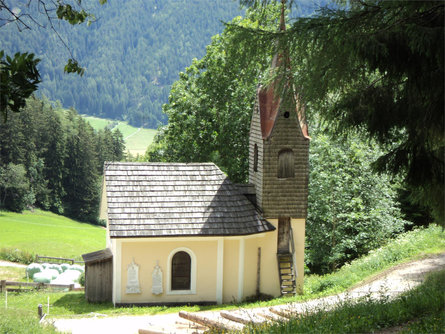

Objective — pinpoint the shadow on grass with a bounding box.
[51,292,242,316]
[52,293,114,314]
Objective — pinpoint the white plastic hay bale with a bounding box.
[48,264,63,274]
[51,270,81,285]
[61,269,81,282]
[26,263,43,279]
[33,271,52,283]
[69,264,85,273]
[60,263,71,272]
[45,269,60,280]
[41,263,51,269]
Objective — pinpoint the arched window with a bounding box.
[278,149,295,178]
[253,144,258,172]
[171,251,191,290]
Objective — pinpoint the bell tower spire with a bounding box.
[248,0,310,295]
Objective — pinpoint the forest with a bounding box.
[0,0,242,127]
[0,97,125,223]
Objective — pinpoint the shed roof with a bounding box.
[82,248,113,264]
[104,162,275,238]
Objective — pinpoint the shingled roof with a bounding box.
[104,162,275,238]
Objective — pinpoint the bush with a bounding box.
[0,247,36,264]
[306,134,409,274]
[79,272,85,286]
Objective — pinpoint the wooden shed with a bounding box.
[82,248,113,303]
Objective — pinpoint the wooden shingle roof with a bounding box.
[104,162,275,238]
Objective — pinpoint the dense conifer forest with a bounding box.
[0,97,125,223]
[0,0,242,127]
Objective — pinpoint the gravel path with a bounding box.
[50,253,445,334]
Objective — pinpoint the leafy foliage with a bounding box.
[306,132,408,273]
[145,4,281,182]
[0,51,40,121]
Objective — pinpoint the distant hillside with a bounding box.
[83,115,156,156]
[0,0,242,128]
[0,209,105,261]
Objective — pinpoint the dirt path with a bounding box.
[51,253,445,334]
[0,260,27,268]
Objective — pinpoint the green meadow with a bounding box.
[82,116,157,156]
[0,210,106,261]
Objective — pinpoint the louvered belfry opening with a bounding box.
[171,251,191,290]
[278,149,295,178]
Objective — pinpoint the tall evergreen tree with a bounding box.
[237,0,444,223]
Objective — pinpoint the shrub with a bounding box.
[79,272,85,286]
[0,247,36,264]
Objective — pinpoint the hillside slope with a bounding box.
[0,0,242,127]
[83,115,156,156]
[0,210,106,260]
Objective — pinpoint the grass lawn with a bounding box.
[0,210,106,261]
[82,115,157,156]
[0,266,27,282]
[124,127,157,156]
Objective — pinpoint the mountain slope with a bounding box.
[0,0,242,127]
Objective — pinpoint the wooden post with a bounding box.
[38,304,43,319]
[256,247,261,296]
[0,280,6,292]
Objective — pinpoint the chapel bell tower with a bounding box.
[248,1,310,295]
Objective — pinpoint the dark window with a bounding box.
[254,144,258,172]
[171,251,191,290]
[278,149,295,178]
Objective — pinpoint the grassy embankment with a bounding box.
[82,116,157,156]
[0,224,443,321]
[0,210,106,263]
[242,269,445,334]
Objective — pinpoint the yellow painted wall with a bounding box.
[258,220,281,297]
[112,220,305,304]
[291,218,306,294]
[223,239,239,303]
[243,237,260,298]
[256,218,306,296]
[120,239,217,304]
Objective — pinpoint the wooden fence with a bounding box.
[0,280,82,292]
[36,255,84,265]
